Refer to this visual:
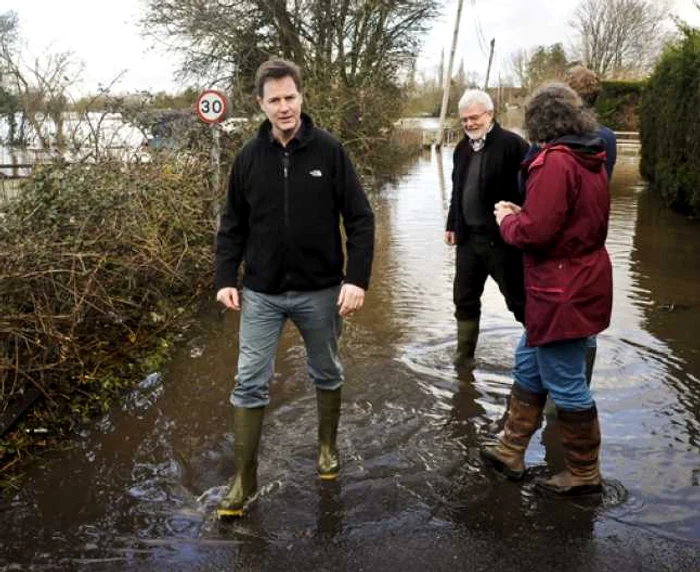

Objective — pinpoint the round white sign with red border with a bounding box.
[196,90,227,124]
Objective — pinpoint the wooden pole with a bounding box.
[436,146,447,209]
[497,72,502,113]
[483,38,495,91]
[436,0,465,149]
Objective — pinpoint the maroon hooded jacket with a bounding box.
[499,136,613,346]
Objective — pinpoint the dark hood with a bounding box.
[544,133,607,173]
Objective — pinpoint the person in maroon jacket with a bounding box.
[481,83,613,497]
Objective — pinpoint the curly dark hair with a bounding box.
[565,65,601,107]
[524,82,598,143]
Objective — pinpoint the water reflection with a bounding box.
[1,150,699,570]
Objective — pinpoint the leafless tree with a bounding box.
[1,11,83,152]
[570,0,672,78]
[142,0,440,146]
[509,48,530,90]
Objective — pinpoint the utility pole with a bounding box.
[497,72,502,113]
[483,38,495,91]
[436,0,465,149]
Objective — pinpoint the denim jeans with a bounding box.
[513,333,594,411]
[232,285,344,408]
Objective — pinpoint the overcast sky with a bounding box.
[2,0,700,95]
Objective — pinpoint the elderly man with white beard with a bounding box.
[444,90,529,365]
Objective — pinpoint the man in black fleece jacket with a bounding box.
[215,59,374,518]
[445,89,529,365]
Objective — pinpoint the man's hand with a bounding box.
[337,284,365,317]
[444,231,456,246]
[216,287,240,311]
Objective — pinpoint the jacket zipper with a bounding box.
[282,150,291,284]
[283,151,290,228]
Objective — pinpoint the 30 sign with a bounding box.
[196,90,227,124]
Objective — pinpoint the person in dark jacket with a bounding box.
[482,83,613,497]
[565,65,617,390]
[214,59,375,518]
[566,65,616,180]
[445,89,529,365]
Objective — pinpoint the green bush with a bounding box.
[640,27,700,217]
[595,80,645,131]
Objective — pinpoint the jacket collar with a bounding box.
[525,133,607,173]
[258,112,315,148]
[468,121,495,151]
[461,121,502,151]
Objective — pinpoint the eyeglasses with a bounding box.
[460,110,491,123]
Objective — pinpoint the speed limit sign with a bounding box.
[196,89,228,123]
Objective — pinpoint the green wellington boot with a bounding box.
[481,384,546,480]
[317,388,341,480]
[454,318,480,365]
[217,406,265,519]
[536,406,603,497]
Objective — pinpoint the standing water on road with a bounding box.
[1,149,699,571]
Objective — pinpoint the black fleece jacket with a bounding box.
[446,122,529,243]
[215,114,375,294]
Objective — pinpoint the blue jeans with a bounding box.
[232,286,344,408]
[513,333,594,411]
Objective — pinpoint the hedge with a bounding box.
[640,27,700,217]
[595,80,645,132]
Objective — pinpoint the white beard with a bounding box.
[466,130,484,140]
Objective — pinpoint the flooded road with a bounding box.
[1,150,699,571]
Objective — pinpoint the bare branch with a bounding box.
[570,0,673,78]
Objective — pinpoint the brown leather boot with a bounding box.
[481,383,546,480]
[536,406,603,496]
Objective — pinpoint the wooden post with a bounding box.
[436,146,447,209]
[484,38,495,91]
[436,0,465,149]
[497,72,502,113]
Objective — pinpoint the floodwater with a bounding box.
[1,149,699,571]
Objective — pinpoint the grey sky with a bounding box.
[418,0,700,83]
[2,0,700,95]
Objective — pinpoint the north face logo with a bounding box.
[309,169,323,177]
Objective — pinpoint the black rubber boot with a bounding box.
[217,406,264,519]
[317,387,341,480]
